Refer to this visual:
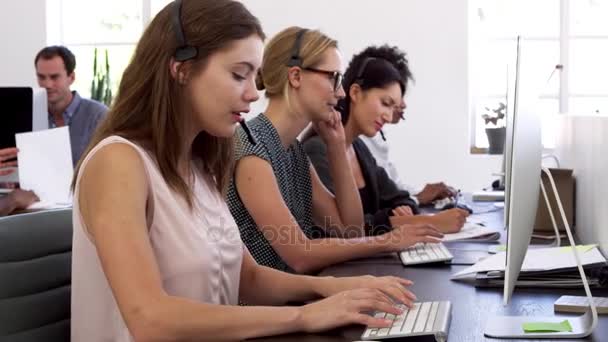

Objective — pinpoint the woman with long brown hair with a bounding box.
[71,1,416,340]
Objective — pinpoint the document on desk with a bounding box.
[15,127,73,208]
[451,245,606,279]
[442,222,500,242]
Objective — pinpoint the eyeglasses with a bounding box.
[302,67,343,92]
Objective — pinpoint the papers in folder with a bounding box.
[15,127,74,209]
[451,245,607,279]
[442,222,500,242]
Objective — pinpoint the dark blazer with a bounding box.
[303,135,419,235]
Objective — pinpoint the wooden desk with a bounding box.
[252,208,608,341]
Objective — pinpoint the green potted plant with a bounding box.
[91,48,113,106]
[482,101,506,154]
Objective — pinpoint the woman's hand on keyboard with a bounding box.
[428,208,468,233]
[384,223,443,250]
[298,288,404,332]
[316,275,416,308]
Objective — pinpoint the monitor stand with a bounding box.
[484,167,598,339]
[539,169,562,247]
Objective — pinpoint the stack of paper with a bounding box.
[15,127,74,209]
[442,222,501,242]
[451,245,607,280]
[475,268,602,288]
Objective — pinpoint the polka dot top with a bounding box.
[227,114,317,273]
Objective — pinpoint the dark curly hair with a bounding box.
[357,45,414,91]
[338,45,414,125]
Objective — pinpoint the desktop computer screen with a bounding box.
[501,37,521,231]
[501,55,543,306]
[486,37,598,339]
[0,87,48,149]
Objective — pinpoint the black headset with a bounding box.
[286,29,308,67]
[171,0,198,62]
[170,0,257,145]
[354,57,376,86]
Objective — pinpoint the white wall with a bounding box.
[0,0,500,191]
[0,0,46,87]
[241,0,501,191]
[555,115,608,256]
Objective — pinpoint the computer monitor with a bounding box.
[485,38,598,339]
[0,87,48,150]
[502,43,542,306]
[501,37,520,230]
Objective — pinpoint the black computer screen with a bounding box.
[0,87,33,149]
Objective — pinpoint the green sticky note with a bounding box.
[495,245,507,252]
[522,320,573,333]
[558,244,597,253]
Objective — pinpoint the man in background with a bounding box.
[35,45,108,166]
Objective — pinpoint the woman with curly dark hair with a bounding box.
[303,45,468,236]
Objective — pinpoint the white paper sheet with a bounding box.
[442,222,501,242]
[15,127,73,207]
[451,245,607,279]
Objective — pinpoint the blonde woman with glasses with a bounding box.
[227,27,442,275]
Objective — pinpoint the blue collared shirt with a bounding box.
[48,91,108,166]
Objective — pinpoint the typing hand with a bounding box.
[0,148,19,176]
[392,205,413,217]
[429,208,469,233]
[316,275,416,308]
[8,189,40,210]
[416,182,455,205]
[314,109,346,146]
[299,288,404,332]
[385,222,443,250]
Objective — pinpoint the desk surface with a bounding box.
[252,206,608,341]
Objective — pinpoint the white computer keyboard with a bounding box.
[399,242,454,265]
[361,301,451,341]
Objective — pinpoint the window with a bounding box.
[46,0,173,99]
[569,0,608,114]
[470,0,608,150]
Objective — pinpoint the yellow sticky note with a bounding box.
[558,244,597,254]
[522,320,573,333]
[495,245,507,252]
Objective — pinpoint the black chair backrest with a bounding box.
[0,209,72,342]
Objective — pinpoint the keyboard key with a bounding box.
[413,302,432,333]
[377,327,390,337]
[361,301,451,340]
[400,242,453,265]
[374,312,386,319]
[427,245,439,259]
[425,302,440,332]
[402,303,420,333]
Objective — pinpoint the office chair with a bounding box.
[0,209,72,342]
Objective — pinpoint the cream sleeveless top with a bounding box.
[71,136,243,341]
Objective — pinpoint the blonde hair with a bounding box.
[256,26,337,108]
